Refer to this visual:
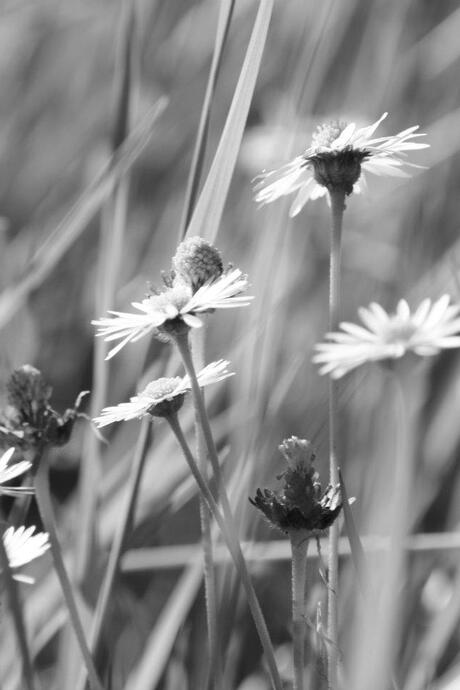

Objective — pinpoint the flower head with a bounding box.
[249,436,341,535]
[93,267,252,360]
[0,448,33,497]
[94,360,234,427]
[314,295,460,379]
[172,236,224,292]
[3,525,50,582]
[254,113,429,216]
[0,365,87,451]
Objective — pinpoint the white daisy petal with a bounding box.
[93,262,252,359]
[254,112,427,211]
[314,295,460,379]
[94,361,234,427]
[3,526,50,571]
[0,449,32,495]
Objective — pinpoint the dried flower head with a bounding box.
[249,436,341,534]
[0,365,87,450]
[172,236,224,292]
[3,525,50,582]
[254,113,429,216]
[314,295,460,379]
[94,360,234,427]
[0,448,33,497]
[93,266,252,360]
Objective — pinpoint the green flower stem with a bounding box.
[166,406,282,690]
[77,417,152,690]
[0,526,36,690]
[199,494,221,689]
[290,532,309,690]
[196,425,222,688]
[327,189,345,690]
[371,365,417,689]
[33,457,104,690]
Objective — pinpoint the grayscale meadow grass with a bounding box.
[0,2,459,690]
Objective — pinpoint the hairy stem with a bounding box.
[290,533,309,690]
[34,457,104,690]
[166,405,282,690]
[197,424,222,688]
[327,189,345,690]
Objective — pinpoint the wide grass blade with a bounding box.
[178,0,235,240]
[185,0,274,243]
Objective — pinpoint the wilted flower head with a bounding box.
[249,436,341,534]
[172,236,224,292]
[314,295,460,379]
[93,240,252,360]
[0,448,33,497]
[0,365,87,450]
[3,525,50,582]
[254,113,429,217]
[94,360,234,427]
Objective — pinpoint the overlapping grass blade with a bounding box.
[185,0,274,243]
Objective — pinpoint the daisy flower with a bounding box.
[94,360,234,427]
[93,269,252,360]
[254,113,429,217]
[313,295,460,379]
[3,525,50,582]
[0,447,34,497]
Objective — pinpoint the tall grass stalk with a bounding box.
[33,456,104,690]
[77,0,137,583]
[0,529,36,690]
[178,0,235,240]
[290,533,309,690]
[76,418,152,690]
[326,189,345,690]
[166,410,282,690]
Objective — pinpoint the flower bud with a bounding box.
[172,236,223,291]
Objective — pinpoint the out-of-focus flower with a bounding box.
[249,437,341,535]
[94,360,234,427]
[0,365,88,451]
[3,525,50,582]
[314,295,460,379]
[93,268,252,360]
[0,448,33,496]
[254,113,429,216]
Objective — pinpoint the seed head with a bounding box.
[1,365,84,450]
[172,236,223,292]
[279,436,315,471]
[249,437,341,535]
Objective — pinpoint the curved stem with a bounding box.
[0,527,36,690]
[290,533,309,690]
[167,412,282,690]
[327,189,345,690]
[77,417,152,690]
[34,458,104,690]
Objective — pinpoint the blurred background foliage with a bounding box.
[1,0,460,688]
